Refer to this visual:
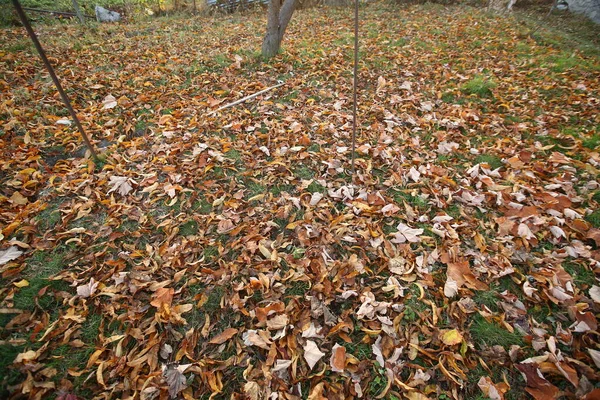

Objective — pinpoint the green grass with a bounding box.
[284,280,309,298]
[390,189,429,210]
[203,286,224,313]
[461,75,496,98]
[582,134,600,150]
[345,341,372,361]
[80,313,102,344]
[366,367,388,397]
[306,181,325,194]
[24,244,76,279]
[544,52,579,73]
[225,149,242,162]
[0,344,24,398]
[294,166,315,180]
[585,210,600,228]
[474,154,503,170]
[36,203,62,232]
[470,314,524,349]
[270,184,295,197]
[12,278,70,311]
[179,220,199,236]
[563,262,596,287]
[193,198,212,214]
[244,181,266,200]
[203,246,219,262]
[47,344,94,377]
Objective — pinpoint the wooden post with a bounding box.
[11,0,98,160]
[71,0,85,24]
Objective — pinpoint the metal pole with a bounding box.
[11,0,98,160]
[351,0,358,176]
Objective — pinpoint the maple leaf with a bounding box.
[243,330,272,350]
[303,340,325,370]
[77,278,99,298]
[101,94,117,110]
[390,223,424,243]
[151,287,174,309]
[0,246,23,265]
[162,364,189,398]
[107,176,135,196]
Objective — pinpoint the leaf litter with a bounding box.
[1,3,600,400]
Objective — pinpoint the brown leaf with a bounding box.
[516,363,560,400]
[151,287,174,309]
[209,328,239,344]
[330,344,346,372]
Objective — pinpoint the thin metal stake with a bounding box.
[12,0,98,160]
[351,0,358,176]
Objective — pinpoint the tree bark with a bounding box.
[261,0,298,58]
[71,0,84,24]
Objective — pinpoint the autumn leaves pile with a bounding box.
[1,4,600,400]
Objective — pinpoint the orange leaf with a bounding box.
[151,287,174,308]
[209,328,239,345]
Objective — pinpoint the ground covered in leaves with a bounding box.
[1,3,600,399]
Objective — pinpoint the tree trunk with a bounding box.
[487,0,516,13]
[261,0,298,58]
[71,0,84,23]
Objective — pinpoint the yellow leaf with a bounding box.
[441,329,463,346]
[13,279,29,288]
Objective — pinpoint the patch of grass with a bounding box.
[270,184,295,197]
[284,280,309,298]
[0,344,24,398]
[306,181,325,194]
[307,143,320,152]
[390,189,428,210]
[225,149,242,162]
[585,210,600,228]
[474,154,503,170]
[245,180,266,200]
[366,367,388,397]
[47,344,94,377]
[545,52,578,73]
[12,278,70,311]
[461,75,496,98]
[582,134,600,150]
[294,166,315,180]
[80,313,102,344]
[203,286,224,313]
[345,341,372,361]
[117,218,140,233]
[470,314,524,349]
[36,203,62,232]
[203,246,219,262]
[179,220,199,236]
[473,290,499,312]
[563,262,596,287]
[193,198,212,214]
[24,245,75,279]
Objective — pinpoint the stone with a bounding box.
[565,0,600,23]
[95,5,121,22]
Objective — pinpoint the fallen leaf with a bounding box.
[151,287,174,308]
[209,328,239,344]
[441,329,463,346]
[330,343,346,372]
[0,246,23,265]
[102,94,117,109]
[304,340,325,370]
